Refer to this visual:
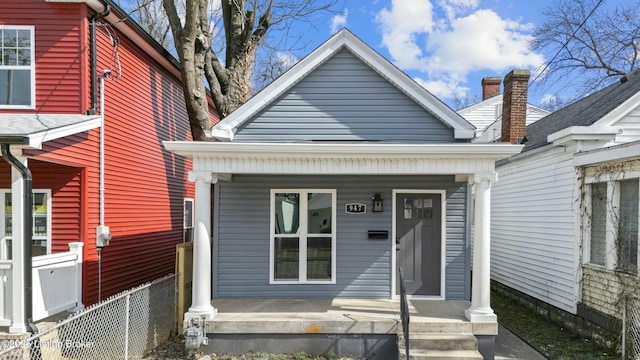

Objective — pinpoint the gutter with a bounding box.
[87,2,111,115]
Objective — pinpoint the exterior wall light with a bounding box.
[372,193,383,212]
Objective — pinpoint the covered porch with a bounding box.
[164,142,523,326]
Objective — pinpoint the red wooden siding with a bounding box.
[1,1,198,305]
[0,1,87,113]
[0,160,82,253]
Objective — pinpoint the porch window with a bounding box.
[0,189,52,259]
[270,190,336,284]
[183,198,194,242]
[0,26,35,108]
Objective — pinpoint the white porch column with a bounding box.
[9,155,26,333]
[184,171,216,327]
[68,242,85,312]
[465,172,498,323]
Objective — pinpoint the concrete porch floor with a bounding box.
[205,299,497,336]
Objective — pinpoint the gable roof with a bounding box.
[210,28,475,141]
[460,94,550,144]
[523,70,640,152]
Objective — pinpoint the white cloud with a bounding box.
[374,1,546,101]
[331,9,349,33]
[376,0,435,70]
[426,9,543,74]
[276,52,298,69]
[438,0,480,20]
[414,77,470,99]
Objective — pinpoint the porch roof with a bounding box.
[0,114,101,149]
[163,141,523,175]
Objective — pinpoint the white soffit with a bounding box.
[164,141,522,175]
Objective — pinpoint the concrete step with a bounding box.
[408,321,473,334]
[402,333,478,351]
[398,349,483,360]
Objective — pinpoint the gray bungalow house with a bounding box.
[165,29,522,358]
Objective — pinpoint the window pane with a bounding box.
[590,183,607,266]
[275,193,299,234]
[619,179,638,273]
[33,193,48,238]
[17,30,30,48]
[274,237,299,280]
[308,193,332,234]
[2,29,16,49]
[307,237,331,280]
[184,200,193,228]
[0,69,31,106]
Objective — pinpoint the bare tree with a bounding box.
[161,0,340,141]
[531,0,640,94]
[452,93,481,111]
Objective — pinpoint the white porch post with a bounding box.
[9,155,26,333]
[183,171,216,327]
[465,172,498,323]
[68,242,85,312]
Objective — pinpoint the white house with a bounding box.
[490,68,640,344]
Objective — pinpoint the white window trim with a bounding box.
[584,178,640,274]
[0,25,36,110]
[0,189,52,258]
[269,189,336,285]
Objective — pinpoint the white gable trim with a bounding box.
[164,141,522,175]
[548,126,622,148]
[593,90,640,127]
[210,29,474,141]
[574,140,640,166]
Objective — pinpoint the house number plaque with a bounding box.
[345,203,366,214]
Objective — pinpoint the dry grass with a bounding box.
[492,289,618,360]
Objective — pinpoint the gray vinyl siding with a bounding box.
[233,49,455,143]
[214,175,469,299]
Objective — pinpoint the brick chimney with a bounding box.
[501,69,530,144]
[481,77,501,100]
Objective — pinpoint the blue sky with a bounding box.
[273,0,611,109]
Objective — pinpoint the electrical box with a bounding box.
[96,225,112,248]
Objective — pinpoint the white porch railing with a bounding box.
[0,242,84,330]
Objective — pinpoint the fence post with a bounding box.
[68,242,85,312]
[124,293,130,360]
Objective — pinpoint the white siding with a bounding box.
[492,146,580,313]
[614,106,640,143]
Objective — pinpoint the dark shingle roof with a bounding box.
[523,70,640,152]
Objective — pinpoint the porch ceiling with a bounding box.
[163,141,523,175]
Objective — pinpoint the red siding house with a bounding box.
[0,0,211,333]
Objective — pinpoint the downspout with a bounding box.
[87,3,111,115]
[0,144,36,334]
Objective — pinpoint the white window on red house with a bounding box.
[270,190,336,284]
[0,189,51,259]
[0,26,35,109]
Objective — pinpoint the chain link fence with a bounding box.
[0,274,177,360]
[625,294,640,360]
